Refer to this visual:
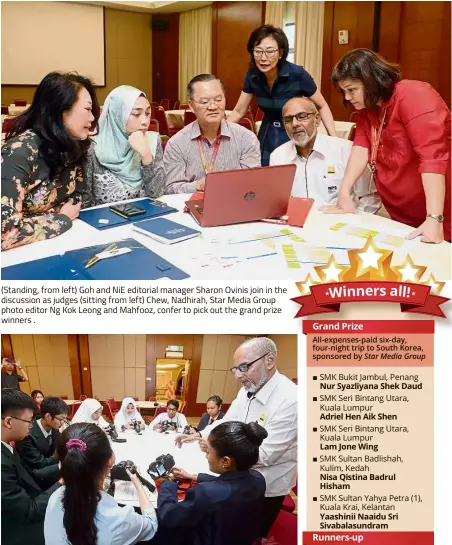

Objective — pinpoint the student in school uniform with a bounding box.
[114,397,145,431]
[196,395,225,432]
[152,399,188,432]
[70,398,110,429]
[15,397,69,485]
[1,389,62,545]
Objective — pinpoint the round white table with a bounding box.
[2,194,450,280]
[108,427,211,507]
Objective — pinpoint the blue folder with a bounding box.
[1,239,189,280]
[79,199,177,230]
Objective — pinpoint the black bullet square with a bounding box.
[313,457,317,462]
[313,427,317,432]
[313,397,317,401]
[313,497,317,501]
[313,376,318,380]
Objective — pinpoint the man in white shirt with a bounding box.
[177,337,297,538]
[152,399,188,432]
[270,96,380,213]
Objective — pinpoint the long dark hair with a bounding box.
[6,71,100,176]
[209,421,268,471]
[58,423,113,545]
[332,48,402,108]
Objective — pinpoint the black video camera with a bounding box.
[107,424,126,443]
[108,460,155,495]
[122,420,142,435]
[147,453,175,480]
[182,425,192,435]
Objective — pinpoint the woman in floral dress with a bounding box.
[1,71,100,250]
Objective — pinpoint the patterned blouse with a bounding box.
[82,139,166,207]
[1,129,85,251]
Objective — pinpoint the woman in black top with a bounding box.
[228,24,335,165]
[1,359,28,389]
[1,72,100,250]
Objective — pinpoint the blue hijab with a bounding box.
[94,85,158,189]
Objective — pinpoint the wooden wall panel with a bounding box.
[212,1,264,110]
[152,13,180,104]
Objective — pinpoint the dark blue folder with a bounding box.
[1,239,189,280]
[79,199,177,230]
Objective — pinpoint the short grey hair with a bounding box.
[242,336,277,359]
[187,74,226,99]
[282,96,318,116]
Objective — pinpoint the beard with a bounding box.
[292,128,316,148]
[242,366,269,393]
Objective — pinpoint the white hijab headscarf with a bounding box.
[114,397,144,429]
[94,85,159,189]
[71,398,109,428]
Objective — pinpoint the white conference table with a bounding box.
[108,427,211,507]
[2,194,450,280]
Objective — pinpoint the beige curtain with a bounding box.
[295,1,325,87]
[265,1,285,28]
[178,6,212,102]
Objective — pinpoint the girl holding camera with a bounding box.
[114,398,145,432]
[44,423,157,545]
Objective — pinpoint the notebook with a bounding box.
[1,239,190,280]
[79,199,177,230]
[133,218,201,244]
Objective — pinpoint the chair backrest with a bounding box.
[184,110,197,126]
[14,99,27,107]
[60,395,68,400]
[160,98,170,110]
[106,397,117,411]
[256,108,264,122]
[102,401,114,422]
[173,100,180,110]
[154,406,167,418]
[179,103,189,110]
[72,401,82,416]
[318,120,356,140]
[154,108,171,137]
[238,118,254,132]
[148,396,157,401]
[2,118,14,134]
[1,104,9,115]
[148,119,159,132]
[243,111,255,131]
[79,395,87,401]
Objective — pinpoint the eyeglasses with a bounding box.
[283,112,316,126]
[2,416,34,427]
[253,48,279,58]
[229,352,270,374]
[191,97,225,108]
[53,415,67,423]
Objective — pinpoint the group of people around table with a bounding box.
[1,337,297,545]
[2,25,450,251]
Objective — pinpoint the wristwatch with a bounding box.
[427,214,444,223]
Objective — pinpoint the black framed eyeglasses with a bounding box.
[283,112,316,125]
[229,352,270,374]
[2,415,34,427]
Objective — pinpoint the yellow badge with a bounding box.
[327,166,336,174]
[259,413,266,424]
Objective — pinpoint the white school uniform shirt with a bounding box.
[114,398,144,430]
[71,398,110,429]
[201,371,297,497]
[44,487,157,545]
[269,134,381,213]
[152,411,187,430]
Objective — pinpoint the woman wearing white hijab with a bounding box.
[114,397,145,431]
[83,85,165,206]
[71,398,109,429]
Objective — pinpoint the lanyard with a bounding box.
[197,135,221,174]
[370,109,387,175]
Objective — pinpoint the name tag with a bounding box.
[327,166,336,174]
[259,413,266,424]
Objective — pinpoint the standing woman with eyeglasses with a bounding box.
[228,24,336,166]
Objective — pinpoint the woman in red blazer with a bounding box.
[323,48,450,243]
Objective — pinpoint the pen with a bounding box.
[85,243,117,269]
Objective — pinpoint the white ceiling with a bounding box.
[81,1,212,14]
